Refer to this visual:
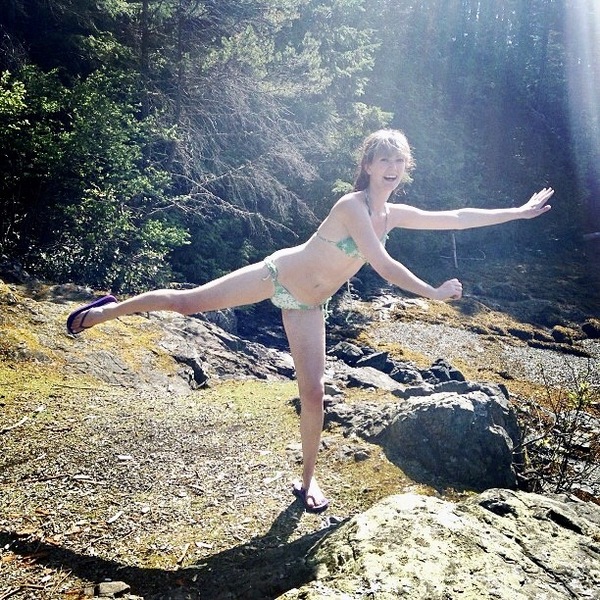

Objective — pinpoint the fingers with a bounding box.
[449,278,463,300]
[439,278,462,301]
[524,187,553,217]
[531,187,554,206]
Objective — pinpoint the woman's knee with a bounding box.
[162,289,202,315]
[299,380,325,409]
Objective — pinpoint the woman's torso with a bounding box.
[269,193,389,305]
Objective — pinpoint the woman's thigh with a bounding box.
[176,261,275,314]
[282,308,326,397]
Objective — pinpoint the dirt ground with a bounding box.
[0,253,598,599]
[0,283,426,600]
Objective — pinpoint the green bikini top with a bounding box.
[316,192,389,261]
[316,230,388,260]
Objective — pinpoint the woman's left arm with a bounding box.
[389,187,554,231]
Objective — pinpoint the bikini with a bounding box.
[315,227,389,261]
[263,193,388,311]
[263,256,322,311]
[316,195,389,262]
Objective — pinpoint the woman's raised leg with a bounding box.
[67,261,275,334]
[282,307,329,511]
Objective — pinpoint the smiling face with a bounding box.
[353,129,414,192]
[366,149,407,192]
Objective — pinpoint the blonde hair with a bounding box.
[353,129,415,191]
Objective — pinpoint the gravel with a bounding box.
[370,320,600,388]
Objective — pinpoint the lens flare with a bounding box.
[565,2,600,233]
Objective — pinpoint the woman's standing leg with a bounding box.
[282,307,329,511]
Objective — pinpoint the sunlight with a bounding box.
[565,1,600,231]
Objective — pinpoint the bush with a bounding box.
[514,364,600,499]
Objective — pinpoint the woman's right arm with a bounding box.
[337,196,464,301]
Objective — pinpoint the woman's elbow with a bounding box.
[371,259,398,282]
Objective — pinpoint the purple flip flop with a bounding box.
[66,294,117,335]
[292,483,329,513]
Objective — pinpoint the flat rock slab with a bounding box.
[278,489,600,599]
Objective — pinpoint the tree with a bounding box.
[0,0,587,291]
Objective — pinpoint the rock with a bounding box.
[155,313,296,384]
[326,382,519,490]
[421,357,465,383]
[353,449,370,462]
[204,308,238,334]
[385,384,520,490]
[328,341,364,366]
[173,353,209,389]
[355,351,393,373]
[344,366,404,393]
[527,338,592,358]
[388,362,423,385]
[507,325,534,341]
[0,257,32,283]
[96,581,131,597]
[552,325,582,344]
[324,382,344,396]
[278,489,600,600]
[325,400,397,439]
[582,318,600,339]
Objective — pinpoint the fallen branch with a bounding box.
[0,416,29,434]
[107,510,124,524]
[1,405,47,435]
[0,587,21,600]
[17,584,46,590]
[20,473,69,483]
[51,570,73,594]
[177,543,191,565]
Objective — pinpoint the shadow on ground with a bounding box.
[1,501,343,600]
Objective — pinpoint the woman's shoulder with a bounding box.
[332,191,367,214]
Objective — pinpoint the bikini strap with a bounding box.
[365,190,372,216]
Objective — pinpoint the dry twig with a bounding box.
[0,416,29,434]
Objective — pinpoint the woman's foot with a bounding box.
[292,479,329,513]
[66,295,117,335]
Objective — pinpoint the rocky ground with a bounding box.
[0,252,598,599]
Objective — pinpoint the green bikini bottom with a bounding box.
[263,256,329,312]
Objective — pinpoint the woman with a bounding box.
[67,129,553,512]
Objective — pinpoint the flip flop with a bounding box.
[292,483,330,513]
[66,294,117,335]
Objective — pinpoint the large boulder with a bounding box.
[385,382,521,490]
[326,382,520,491]
[278,489,600,600]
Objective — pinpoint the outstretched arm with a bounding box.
[389,187,554,230]
[332,195,464,302]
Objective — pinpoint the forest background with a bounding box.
[0,0,598,295]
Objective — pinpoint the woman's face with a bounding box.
[365,148,407,191]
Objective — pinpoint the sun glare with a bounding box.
[565,1,600,233]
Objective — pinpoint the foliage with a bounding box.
[0,0,592,289]
[361,0,584,263]
[0,64,188,292]
[515,363,600,496]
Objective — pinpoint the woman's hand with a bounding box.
[434,278,463,301]
[517,187,554,219]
